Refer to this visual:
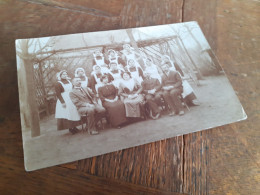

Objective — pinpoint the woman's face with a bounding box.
[77,70,84,77]
[146,60,152,66]
[102,77,109,84]
[128,60,135,67]
[123,73,130,80]
[110,63,117,70]
[109,51,115,58]
[95,66,101,73]
[60,72,68,79]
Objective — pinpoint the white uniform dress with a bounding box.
[55,81,80,121]
[110,69,123,88]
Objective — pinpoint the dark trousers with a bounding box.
[145,93,161,115]
[78,104,106,132]
[161,88,183,113]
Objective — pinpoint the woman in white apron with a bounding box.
[107,49,126,70]
[126,59,144,84]
[90,65,114,94]
[109,62,124,88]
[121,44,142,69]
[55,70,81,134]
[144,58,162,83]
[74,67,89,88]
[93,49,110,73]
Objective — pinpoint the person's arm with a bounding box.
[141,81,149,94]
[118,57,126,67]
[134,79,143,95]
[173,72,182,89]
[118,83,128,98]
[154,79,162,92]
[174,62,184,76]
[138,67,144,80]
[69,91,84,108]
[107,73,114,82]
[90,74,97,94]
[55,82,65,104]
[98,87,105,102]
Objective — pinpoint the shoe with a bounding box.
[189,100,200,106]
[69,128,77,135]
[154,112,160,120]
[90,130,99,135]
[179,111,185,116]
[73,127,80,133]
[169,111,176,116]
[117,126,121,129]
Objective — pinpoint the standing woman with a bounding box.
[119,71,145,118]
[55,70,80,134]
[98,74,127,128]
[74,67,89,88]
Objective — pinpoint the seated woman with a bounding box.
[98,74,127,128]
[74,67,89,88]
[118,71,145,118]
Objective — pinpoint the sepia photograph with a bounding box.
[15,21,246,171]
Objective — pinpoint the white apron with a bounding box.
[110,70,123,88]
[128,67,143,84]
[55,81,80,121]
[182,80,194,98]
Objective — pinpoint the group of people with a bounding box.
[54,44,199,135]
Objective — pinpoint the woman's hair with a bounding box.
[121,71,132,79]
[100,74,111,82]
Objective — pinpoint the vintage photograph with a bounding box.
[16,22,246,171]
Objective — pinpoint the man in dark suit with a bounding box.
[70,77,106,135]
[142,71,162,119]
[161,63,184,116]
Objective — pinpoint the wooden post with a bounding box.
[24,57,41,137]
[19,39,41,137]
[126,29,145,69]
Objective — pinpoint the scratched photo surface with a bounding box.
[15,22,246,171]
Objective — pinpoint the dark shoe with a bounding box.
[69,128,77,135]
[189,100,200,106]
[73,127,80,133]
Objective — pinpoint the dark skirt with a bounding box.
[57,119,81,130]
[103,100,127,127]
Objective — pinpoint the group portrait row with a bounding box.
[54,44,200,135]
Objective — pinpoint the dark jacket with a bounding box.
[70,87,96,109]
[161,70,183,91]
[142,78,161,94]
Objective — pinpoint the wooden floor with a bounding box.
[0,0,259,194]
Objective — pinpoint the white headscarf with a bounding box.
[56,70,68,81]
[74,67,86,78]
